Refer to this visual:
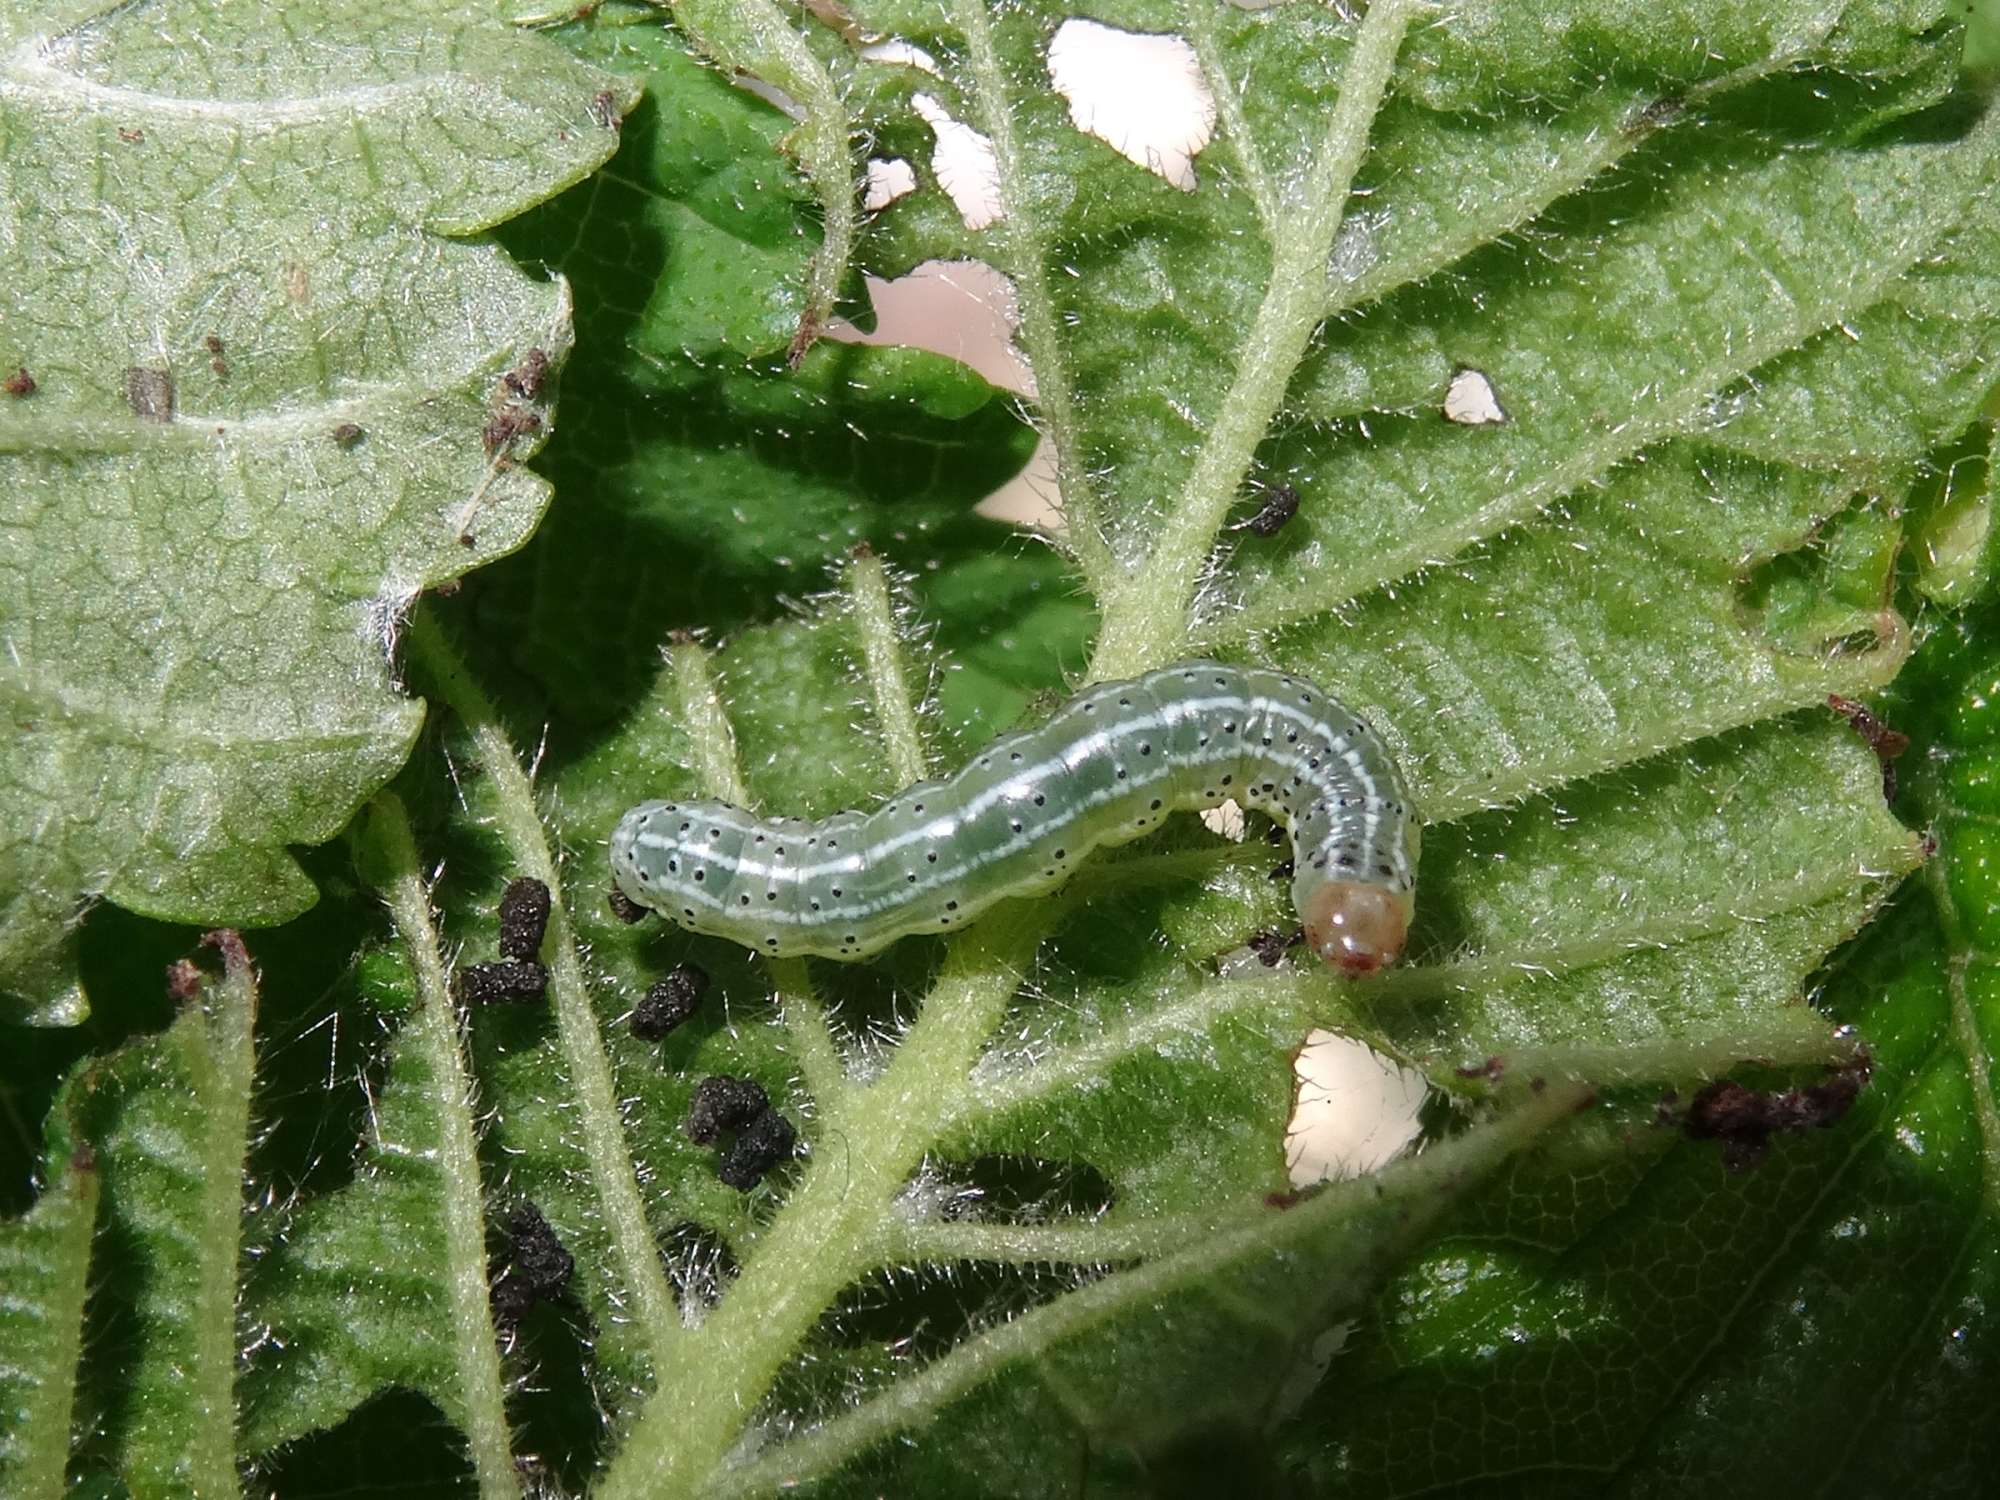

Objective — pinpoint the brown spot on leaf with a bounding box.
[787,304,822,370]
[123,366,174,421]
[166,958,203,1001]
[1626,94,1685,134]
[502,347,550,401]
[202,928,252,976]
[482,406,542,455]
[1679,1054,1872,1170]
[1828,695,1911,802]
[4,367,36,397]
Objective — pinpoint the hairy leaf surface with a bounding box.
[0,2,1995,1495]
[0,0,637,1021]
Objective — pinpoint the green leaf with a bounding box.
[1225,74,1998,644]
[716,1081,1597,1499]
[1910,423,1998,606]
[0,1,638,1022]
[0,1099,97,1500]
[6,2,1999,1494]
[1268,604,2000,1492]
[240,798,518,1499]
[68,936,257,1497]
[473,18,1043,722]
[1282,444,1909,817]
[935,715,1911,1229]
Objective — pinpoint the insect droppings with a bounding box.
[497,876,552,960]
[631,964,710,1041]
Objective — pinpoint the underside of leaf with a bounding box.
[2,1,1996,1495]
[0,0,640,1022]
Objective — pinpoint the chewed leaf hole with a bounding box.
[1286,1030,1431,1185]
[913,93,1004,229]
[859,38,940,74]
[1046,19,1216,191]
[908,1152,1118,1222]
[863,157,918,211]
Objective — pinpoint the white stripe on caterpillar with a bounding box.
[610,662,1419,975]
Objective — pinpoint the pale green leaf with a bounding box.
[0,1102,97,1500]
[67,940,256,1496]
[0,0,640,1022]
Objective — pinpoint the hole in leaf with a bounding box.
[1046,19,1216,191]
[1286,1030,1431,1185]
[912,93,1004,229]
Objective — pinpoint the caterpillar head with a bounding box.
[1301,881,1410,977]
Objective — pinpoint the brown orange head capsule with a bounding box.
[1301,881,1411,977]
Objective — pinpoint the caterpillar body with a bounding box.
[610,662,1420,975]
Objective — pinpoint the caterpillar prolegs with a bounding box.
[610,662,1420,975]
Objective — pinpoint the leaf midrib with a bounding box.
[0,671,406,748]
[3,45,458,129]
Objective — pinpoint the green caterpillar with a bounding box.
[610,662,1419,975]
